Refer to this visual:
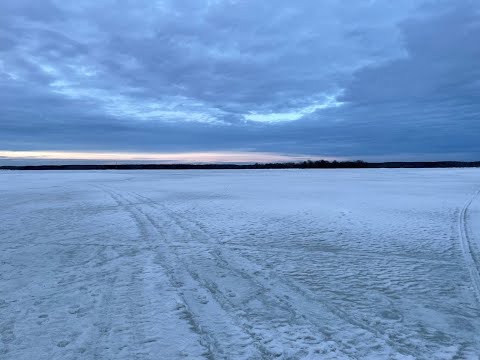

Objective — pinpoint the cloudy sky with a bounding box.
[1,0,479,163]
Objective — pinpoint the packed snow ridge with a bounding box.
[1,169,480,359]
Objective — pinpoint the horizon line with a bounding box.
[0,150,339,164]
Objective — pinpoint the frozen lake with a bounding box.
[1,169,480,359]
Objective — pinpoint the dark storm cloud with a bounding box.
[0,0,479,160]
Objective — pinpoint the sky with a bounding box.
[1,0,479,164]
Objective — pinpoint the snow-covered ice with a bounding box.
[1,169,480,359]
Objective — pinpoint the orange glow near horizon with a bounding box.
[0,150,336,163]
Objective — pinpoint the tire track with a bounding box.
[103,188,217,359]
[458,189,480,302]
[102,187,270,359]
[105,188,219,359]
[131,192,414,359]
[132,203,327,358]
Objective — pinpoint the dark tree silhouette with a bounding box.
[1,160,479,171]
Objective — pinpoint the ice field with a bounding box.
[1,169,480,359]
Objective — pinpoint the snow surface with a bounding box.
[1,169,480,359]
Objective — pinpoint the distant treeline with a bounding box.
[1,160,480,170]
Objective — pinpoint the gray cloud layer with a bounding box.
[1,0,479,160]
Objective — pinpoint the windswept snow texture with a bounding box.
[1,169,480,360]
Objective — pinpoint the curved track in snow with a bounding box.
[110,188,416,358]
[458,189,480,302]
[91,185,421,359]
